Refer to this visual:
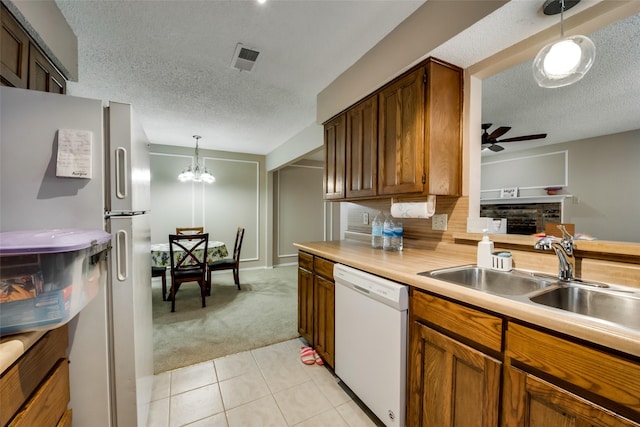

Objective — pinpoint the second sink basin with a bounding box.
[420,265,554,296]
[530,286,640,330]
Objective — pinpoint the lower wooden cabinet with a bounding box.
[408,289,640,426]
[408,321,501,427]
[0,325,71,427]
[297,251,335,368]
[503,365,640,427]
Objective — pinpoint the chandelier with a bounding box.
[178,135,215,183]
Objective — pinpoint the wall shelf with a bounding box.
[480,195,573,205]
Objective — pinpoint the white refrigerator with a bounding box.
[0,86,153,427]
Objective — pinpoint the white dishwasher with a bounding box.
[334,264,408,427]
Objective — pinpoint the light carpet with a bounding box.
[152,265,299,373]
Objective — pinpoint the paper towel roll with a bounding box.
[390,196,436,218]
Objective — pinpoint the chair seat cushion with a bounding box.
[174,267,205,278]
[152,266,166,274]
[208,258,234,267]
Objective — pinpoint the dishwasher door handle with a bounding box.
[352,284,370,295]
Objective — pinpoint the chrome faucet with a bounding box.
[534,225,575,281]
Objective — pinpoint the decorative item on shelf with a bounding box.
[178,135,215,183]
[545,186,563,195]
[532,0,596,88]
[500,187,518,198]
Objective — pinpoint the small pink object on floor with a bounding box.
[313,350,324,366]
[300,346,315,365]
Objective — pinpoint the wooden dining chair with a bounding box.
[151,266,167,301]
[207,227,244,291]
[168,233,209,312]
[176,227,204,235]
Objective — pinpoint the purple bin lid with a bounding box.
[0,228,111,255]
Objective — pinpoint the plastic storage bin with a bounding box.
[0,229,111,335]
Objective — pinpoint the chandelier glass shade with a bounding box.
[532,0,596,88]
[178,135,215,183]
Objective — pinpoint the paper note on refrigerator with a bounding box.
[56,129,92,178]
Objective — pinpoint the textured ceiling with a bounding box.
[54,0,638,158]
[55,0,424,154]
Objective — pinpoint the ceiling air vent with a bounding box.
[231,43,260,72]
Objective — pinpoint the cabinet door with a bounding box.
[378,67,425,195]
[502,366,640,427]
[297,266,314,345]
[408,321,501,427]
[28,44,65,94]
[1,4,29,88]
[323,114,346,200]
[313,275,335,368]
[346,95,377,198]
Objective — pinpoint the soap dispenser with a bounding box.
[477,230,494,268]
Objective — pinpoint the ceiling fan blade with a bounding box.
[487,126,511,140]
[498,133,547,143]
[488,144,504,152]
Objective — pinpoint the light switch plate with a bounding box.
[432,214,448,231]
[363,212,369,224]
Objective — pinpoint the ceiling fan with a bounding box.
[481,123,547,152]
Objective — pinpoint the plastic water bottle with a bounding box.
[371,211,384,249]
[392,219,403,251]
[383,216,395,251]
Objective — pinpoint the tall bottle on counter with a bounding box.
[371,211,385,249]
[383,215,403,251]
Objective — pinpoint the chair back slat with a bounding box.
[169,233,209,270]
[233,227,245,262]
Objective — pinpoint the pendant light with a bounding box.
[532,0,596,88]
[178,135,215,183]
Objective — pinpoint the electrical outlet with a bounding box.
[363,212,369,224]
[432,214,448,231]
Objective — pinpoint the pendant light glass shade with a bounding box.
[178,135,215,183]
[532,0,596,88]
[533,35,595,88]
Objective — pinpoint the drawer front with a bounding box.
[9,358,70,427]
[314,257,335,281]
[1,325,68,426]
[411,290,503,353]
[298,251,313,271]
[507,322,640,418]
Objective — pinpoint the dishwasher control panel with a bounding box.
[333,264,408,310]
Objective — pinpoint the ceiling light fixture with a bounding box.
[533,0,596,88]
[178,135,215,183]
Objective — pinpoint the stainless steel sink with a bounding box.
[530,286,640,330]
[420,265,554,296]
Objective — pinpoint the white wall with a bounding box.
[273,162,325,265]
[482,130,640,242]
[149,145,266,267]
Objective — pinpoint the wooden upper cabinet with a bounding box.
[323,114,346,200]
[378,59,462,197]
[346,95,378,199]
[1,4,66,93]
[1,4,29,88]
[378,66,426,196]
[29,44,66,94]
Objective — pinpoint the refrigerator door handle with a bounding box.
[116,229,129,281]
[115,147,128,199]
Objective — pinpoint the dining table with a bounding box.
[150,241,228,267]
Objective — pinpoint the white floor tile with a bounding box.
[226,395,288,427]
[273,380,333,425]
[218,368,271,410]
[214,350,259,382]
[293,408,350,426]
[171,361,217,396]
[169,384,224,427]
[148,338,378,427]
[147,397,169,427]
